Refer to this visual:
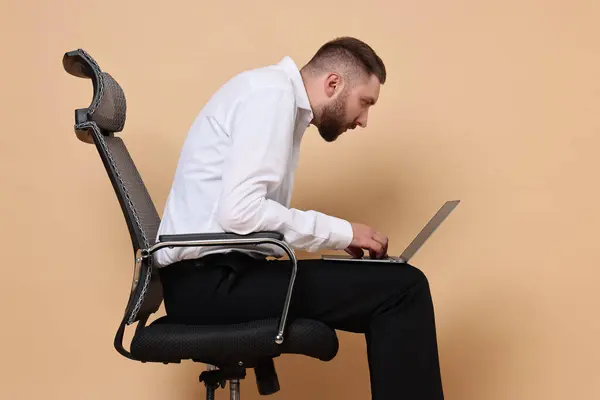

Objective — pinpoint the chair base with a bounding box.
[200,365,246,400]
[199,359,281,399]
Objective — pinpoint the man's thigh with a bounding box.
[280,259,428,332]
[171,257,429,333]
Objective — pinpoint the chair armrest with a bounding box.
[141,230,295,345]
[145,231,287,258]
[158,231,283,243]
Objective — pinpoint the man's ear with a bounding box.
[324,73,341,98]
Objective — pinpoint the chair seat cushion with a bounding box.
[130,316,339,367]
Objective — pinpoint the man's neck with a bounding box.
[299,67,321,126]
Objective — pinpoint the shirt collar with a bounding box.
[277,56,313,116]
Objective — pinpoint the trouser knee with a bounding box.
[400,263,430,291]
[378,263,432,305]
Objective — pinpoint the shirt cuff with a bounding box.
[326,216,354,250]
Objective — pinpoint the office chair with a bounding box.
[62,49,339,399]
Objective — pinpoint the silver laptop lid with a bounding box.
[398,200,460,262]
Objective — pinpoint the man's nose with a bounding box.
[356,112,368,128]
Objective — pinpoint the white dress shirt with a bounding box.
[154,56,354,267]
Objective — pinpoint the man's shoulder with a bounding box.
[199,59,299,122]
[225,62,295,99]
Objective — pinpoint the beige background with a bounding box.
[1,0,599,399]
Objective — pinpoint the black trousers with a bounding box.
[158,252,444,400]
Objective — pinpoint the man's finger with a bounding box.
[372,231,387,245]
[372,232,388,256]
[368,240,384,258]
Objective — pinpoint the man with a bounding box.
[156,37,444,399]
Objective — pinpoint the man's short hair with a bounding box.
[305,37,386,84]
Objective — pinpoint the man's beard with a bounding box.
[318,91,349,142]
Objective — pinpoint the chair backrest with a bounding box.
[63,49,163,328]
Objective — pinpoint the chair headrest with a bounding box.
[63,49,127,142]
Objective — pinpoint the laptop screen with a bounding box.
[399,200,460,262]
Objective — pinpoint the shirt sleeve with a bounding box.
[215,86,354,252]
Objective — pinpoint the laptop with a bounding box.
[321,200,460,263]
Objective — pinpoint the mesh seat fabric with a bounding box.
[130,316,339,367]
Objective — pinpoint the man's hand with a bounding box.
[345,222,389,259]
